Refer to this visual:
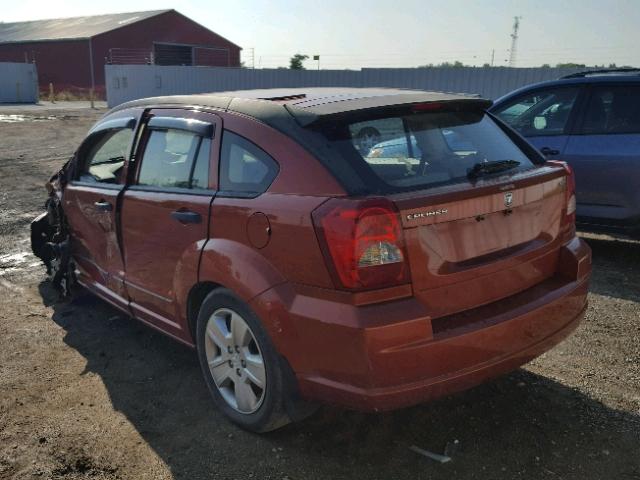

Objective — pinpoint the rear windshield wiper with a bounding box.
[467,160,520,179]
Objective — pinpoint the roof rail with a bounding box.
[561,68,640,79]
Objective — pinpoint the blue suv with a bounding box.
[490,69,640,237]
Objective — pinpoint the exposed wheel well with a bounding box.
[186,281,220,343]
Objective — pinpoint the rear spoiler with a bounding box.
[285,94,493,127]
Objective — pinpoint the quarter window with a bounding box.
[493,87,580,136]
[137,129,211,189]
[78,128,133,183]
[219,131,278,194]
[579,86,640,134]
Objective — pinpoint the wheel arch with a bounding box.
[185,238,287,342]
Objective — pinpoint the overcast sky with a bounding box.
[4,0,640,69]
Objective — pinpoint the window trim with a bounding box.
[88,116,136,135]
[218,130,280,198]
[147,116,214,137]
[67,180,124,191]
[127,184,216,196]
[492,85,586,138]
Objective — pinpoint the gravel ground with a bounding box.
[0,105,639,480]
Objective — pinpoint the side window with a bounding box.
[137,129,211,189]
[580,86,640,135]
[219,131,278,194]
[493,87,580,136]
[78,128,133,183]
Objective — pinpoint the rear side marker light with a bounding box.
[312,198,410,291]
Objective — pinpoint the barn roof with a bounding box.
[0,10,171,44]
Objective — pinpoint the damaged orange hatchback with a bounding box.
[31,88,591,432]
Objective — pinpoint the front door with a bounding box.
[120,109,220,338]
[492,85,584,161]
[63,113,139,309]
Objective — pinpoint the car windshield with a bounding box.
[318,110,536,193]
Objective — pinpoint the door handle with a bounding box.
[94,200,113,212]
[171,210,202,224]
[540,147,560,156]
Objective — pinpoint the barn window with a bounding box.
[154,43,193,66]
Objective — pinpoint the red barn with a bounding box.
[0,9,241,96]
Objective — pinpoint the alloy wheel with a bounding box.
[204,308,266,414]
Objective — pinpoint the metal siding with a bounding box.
[0,62,38,103]
[105,65,590,107]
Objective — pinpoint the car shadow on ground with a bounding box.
[39,281,640,480]
[580,234,640,302]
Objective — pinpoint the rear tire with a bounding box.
[196,288,296,432]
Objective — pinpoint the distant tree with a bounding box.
[437,60,465,68]
[482,63,491,68]
[540,63,551,68]
[555,62,586,68]
[609,63,618,68]
[289,54,309,70]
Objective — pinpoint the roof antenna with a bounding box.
[508,16,522,68]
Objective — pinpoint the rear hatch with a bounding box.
[309,99,574,316]
[392,166,567,317]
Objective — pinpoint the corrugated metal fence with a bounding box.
[0,62,38,103]
[105,65,588,107]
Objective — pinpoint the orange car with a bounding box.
[32,89,591,431]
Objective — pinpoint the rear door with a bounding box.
[63,112,140,309]
[492,85,584,160]
[120,109,220,337]
[562,83,640,225]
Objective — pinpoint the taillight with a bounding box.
[547,160,576,224]
[312,198,410,290]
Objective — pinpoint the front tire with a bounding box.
[196,288,293,432]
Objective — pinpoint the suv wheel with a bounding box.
[196,288,293,432]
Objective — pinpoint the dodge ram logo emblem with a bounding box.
[504,192,513,207]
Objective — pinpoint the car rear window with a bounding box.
[317,110,537,193]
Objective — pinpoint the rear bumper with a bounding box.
[251,237,591,411]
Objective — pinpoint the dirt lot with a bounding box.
[0,105,639,480]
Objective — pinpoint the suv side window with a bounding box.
[219,131,278,194]
[137,129,211,189]
[493,87,580,136]
[580,85,640,134]
[78,128,133,183]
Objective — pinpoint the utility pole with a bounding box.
[248,47,255,68]
[313,55,320,71]
[491,49,495,67]
[508,16,522,67]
